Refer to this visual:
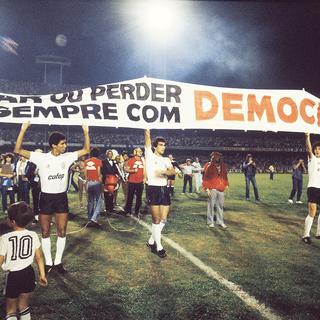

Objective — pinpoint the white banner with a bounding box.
[0,77,319,133]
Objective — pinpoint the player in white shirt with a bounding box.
[302,133,320,244]
[192,157,203,194]
[0,202,47,320]
[14,122,90,274]
[179,159,194,194]
[145,129,175,258]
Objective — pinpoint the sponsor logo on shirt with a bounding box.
[86,160,97,171]
[133,161,144,169]
[48,173,64,180]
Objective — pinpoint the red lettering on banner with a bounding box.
[194,91,218,120]
[277,97,298,123]
[300,98,316,125]
[222,93,244,121]
[193,90,319,129]
[247,95,275,123]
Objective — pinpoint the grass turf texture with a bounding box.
[1,173,320,319]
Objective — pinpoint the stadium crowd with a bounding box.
[0,124,306,173]
[0,124,305,151]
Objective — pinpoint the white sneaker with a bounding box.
[219,223,228,229]
[288,199,293,204]
[296,201,303,204]
[208,223,215,228]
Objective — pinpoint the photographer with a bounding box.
[242,154,260,201]
[288,158,306,204]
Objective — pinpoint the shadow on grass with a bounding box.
[64,235,93,257]
[184,193,208,202]
[224,219,246,229]
[266,213,302,237]
[184,302,227,320]
[54,273,132,320]
[207,226,235,243]
[267,214,301,227]
[128,280,180,320]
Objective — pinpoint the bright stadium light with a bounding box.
[145,2,174,34]
[122,0,189,77]
[129,0,184,45]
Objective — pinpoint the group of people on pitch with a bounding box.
[0,122,319,319]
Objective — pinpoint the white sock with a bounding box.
[54,237,66,265]
[149,223,157,245]
[160,219,166,232]
[316,215,320,236]
[148,233,155,245]
[41,237,53,266]
[149,221,166,245]
[5,314,18,320]
[304,215,314,237]
[152,223,163,251]
[19,307,31,320]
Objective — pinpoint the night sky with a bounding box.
[0,1,320,96]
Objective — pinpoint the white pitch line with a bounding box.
[135,218,283,320]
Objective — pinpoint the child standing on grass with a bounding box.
[0,201,48,320]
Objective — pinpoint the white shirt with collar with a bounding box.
[30,151,78,193]
[145,146,172,186]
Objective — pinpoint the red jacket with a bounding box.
[202,161,229,192]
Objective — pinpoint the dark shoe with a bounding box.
[54,263,68,274]
[146,242,157,254]
[87,221,102,228]
[302,236,312,245]
[102,210,112,217]
[315,235,320,239]
[45,265,53,275]
[157,249,167,258]
[117,209,127,216]
[135,212,142,219]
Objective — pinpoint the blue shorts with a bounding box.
[307,187,320,205]
[39,192,69,214]
[147,186,171,206]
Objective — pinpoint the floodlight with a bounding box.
[145,2,174,34]
[132,0,183,44]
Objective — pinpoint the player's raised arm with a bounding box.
[14,122,31,159]
[77,124,90,158]
[305,133,312,157]
[145,129,151,149]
